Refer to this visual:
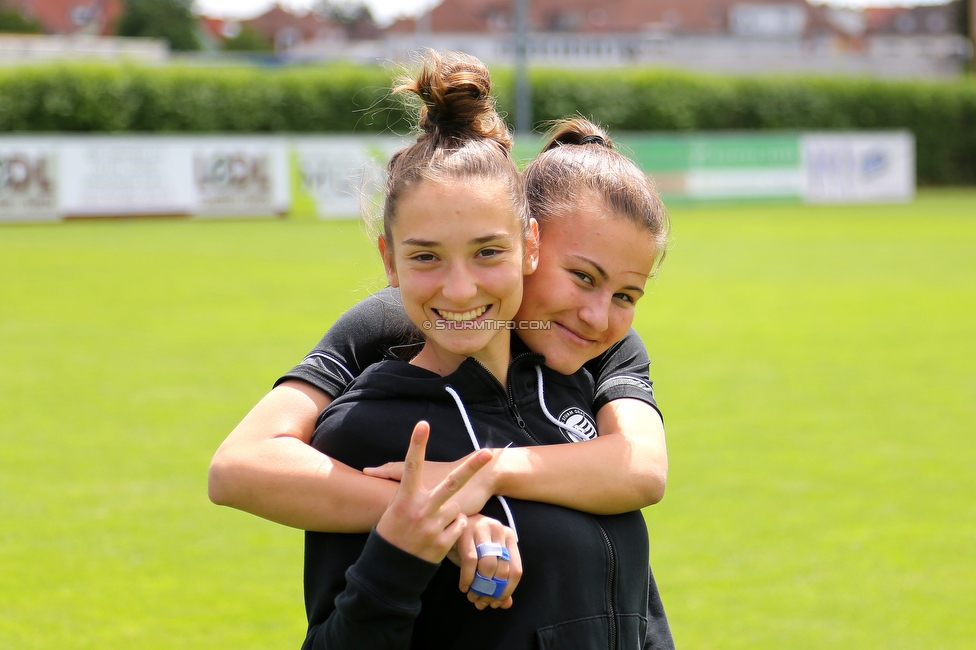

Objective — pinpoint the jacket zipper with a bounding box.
[469,354,544,442]
[596,521,618,650]
[506,379,526,429]
[506,352,534,430]
[471,352,542,444]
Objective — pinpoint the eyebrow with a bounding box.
[401,238,438,247]
[572,255,649,295]
[401,232,513,248]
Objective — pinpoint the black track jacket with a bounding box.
[302,335,670,650]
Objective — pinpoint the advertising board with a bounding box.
[0,132,916,223]
[0,139,59,222]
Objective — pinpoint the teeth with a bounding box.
[438,306,488,322]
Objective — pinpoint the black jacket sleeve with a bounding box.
[583,328,662,418]
[302,530,440,650]
[275,287,422,398]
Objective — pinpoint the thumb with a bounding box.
[363,464,395,479]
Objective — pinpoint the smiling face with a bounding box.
[516,194,657,375]
[381,177,538,380]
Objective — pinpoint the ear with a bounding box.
[522,218,540,275]
[378,235,399,288]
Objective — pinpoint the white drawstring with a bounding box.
[535,366,589,443]
[444,385,518,538]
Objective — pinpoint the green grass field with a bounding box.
[2,190,974,649]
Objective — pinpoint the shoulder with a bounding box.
[329,360,432,407]
[584,328,651,385]
[310,361,437,463]
[274,287,421,396]
[582,329,660,414]
[586,329,649,372]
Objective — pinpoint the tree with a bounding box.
[316,0,378,39]
[116,0,201,51]
[221,25,272,52]
[317,0,372,25]
[0,1,42,33]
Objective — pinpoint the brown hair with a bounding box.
[524,117,670,271]
[381,51,528,243]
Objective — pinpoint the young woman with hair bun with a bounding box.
[210,51,674,649]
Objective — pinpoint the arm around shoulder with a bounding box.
[594,397,667,504]
[208,379,396,532]
[490,398,667,514]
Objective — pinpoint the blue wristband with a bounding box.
[470,571,507,598]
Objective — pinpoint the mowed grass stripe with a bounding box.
[1,190,974,649]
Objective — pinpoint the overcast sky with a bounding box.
[193,0,952,24]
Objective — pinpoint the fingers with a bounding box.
[460,517,521,611]
[373,424,493,566]
[455,527,478,593]
[496,528,522,607]
[437,513,468,554]
[427,448,492,509]
[398,421,430,493]
[362,462,405,480]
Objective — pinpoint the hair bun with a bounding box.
[545,118,614,152]
[578,134,608,147]
[395,50,511,150]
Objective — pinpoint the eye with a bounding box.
[613,292,635,305]
[476,248,502,259]
[573,271,594,286]
[410,252,437,263]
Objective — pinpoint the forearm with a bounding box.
[492,399,667,514]
[208,381,397,532]
[210,437,396,532]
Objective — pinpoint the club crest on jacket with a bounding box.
[558,407,598,442]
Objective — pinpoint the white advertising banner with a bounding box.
[0,131,917,223]
[802,132,915,204]
[0,136,292,220]
[192,138,290,216]
[57,138,195,217]
[291,136,404,219]
[0,139,59,222]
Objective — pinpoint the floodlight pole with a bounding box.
[969,0,975,73]
[514,0,532,135]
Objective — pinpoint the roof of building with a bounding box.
[242,4,340,44]
[11,0,123,35]
[418,0,822,35]
[392,0,963,38]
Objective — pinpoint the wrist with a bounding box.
[488,447,524,497]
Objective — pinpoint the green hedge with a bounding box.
[0,63,404,133]
[520,68,976,186]
[1,63,973,184]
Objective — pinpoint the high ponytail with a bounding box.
[381,51,526,242]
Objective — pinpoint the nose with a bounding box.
[578,291,610,333]
[441,260,479,305]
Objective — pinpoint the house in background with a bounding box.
[0,0,966,75]
[7,0,122,35]
[0,0,167,63]
[238,4,342,52]
[227,2,391,59]
[366,0,969,77]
